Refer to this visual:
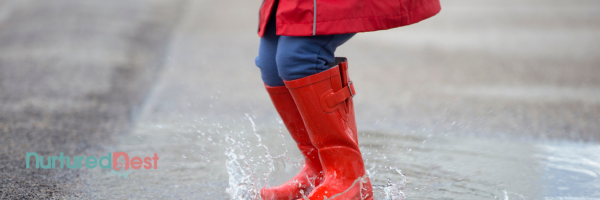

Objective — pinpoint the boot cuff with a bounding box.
[264,84,290,94]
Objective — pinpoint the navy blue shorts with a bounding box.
[255,13,355,87]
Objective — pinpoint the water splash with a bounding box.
[225,114,408,200]
[381,169,407,200]
[226,114,293,200]
[370,166,407,200]
[225,136,260,199]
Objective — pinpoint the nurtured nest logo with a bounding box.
[25,152,159,179]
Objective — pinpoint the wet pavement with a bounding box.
[87,120,600,199]
[2,0,600,199]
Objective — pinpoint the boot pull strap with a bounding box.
[322,81,356,109]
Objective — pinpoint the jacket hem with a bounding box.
[275,0,441,36]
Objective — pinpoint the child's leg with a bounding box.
[278,34,375,199]
[256,8,326,200]
[275,33,355,82]
[255,10,283,87]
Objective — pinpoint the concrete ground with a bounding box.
[0,0,184,198]
[0,0,599,199]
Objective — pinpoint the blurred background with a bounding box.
[0,0,598,199]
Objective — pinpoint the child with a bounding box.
[255,0,440,199]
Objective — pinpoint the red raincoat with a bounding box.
[258,0,441,37]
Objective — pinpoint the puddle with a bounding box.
[88,116,600,199]
[537,143,600,199]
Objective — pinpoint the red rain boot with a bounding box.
[284,58,374,200]
[261,85,325,200]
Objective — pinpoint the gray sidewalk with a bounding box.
[0,0,184,198]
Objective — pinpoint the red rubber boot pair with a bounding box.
[261,58,373,200]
